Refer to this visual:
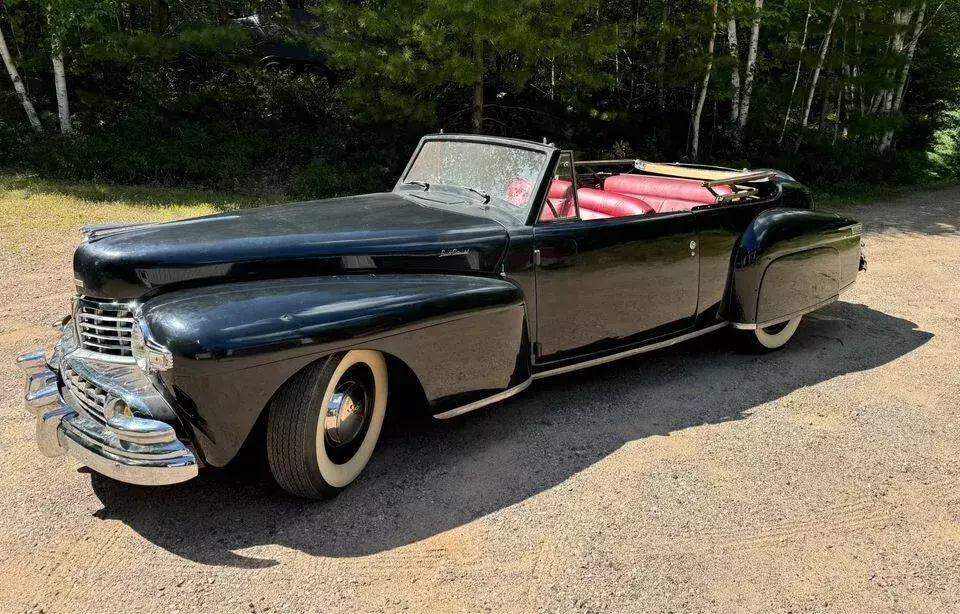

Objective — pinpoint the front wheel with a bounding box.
[737,316,802,352]
[266,349,388,499]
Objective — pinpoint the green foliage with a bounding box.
[0,0,957,196]
[316,0,612,125]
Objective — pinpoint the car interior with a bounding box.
[539,160,779,222]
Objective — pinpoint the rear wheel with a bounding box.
[737,316,802,352]
[266,350,388,499]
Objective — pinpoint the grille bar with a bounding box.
[75,297,135,358]
[63,366,108,422]
[78,322,131,332]
[78,314,134,324]
[77,330,132,342]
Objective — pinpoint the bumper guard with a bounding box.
[17,349,198,486]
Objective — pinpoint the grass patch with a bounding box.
[0,173,278,251]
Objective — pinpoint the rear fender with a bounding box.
[725,209,862,327]
[140,275,528,466]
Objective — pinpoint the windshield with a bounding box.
[401,140,548,219]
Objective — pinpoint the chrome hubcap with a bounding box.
[322,363,375,464]
[325,384,368,447]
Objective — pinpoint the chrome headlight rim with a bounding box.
[131,319,149,372]
[131,317,174,374]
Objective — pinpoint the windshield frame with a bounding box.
[394,134,559,226]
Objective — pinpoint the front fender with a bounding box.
[140,274,528,466]
[726,208,862,326]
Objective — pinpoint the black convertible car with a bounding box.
[17,134,865,499]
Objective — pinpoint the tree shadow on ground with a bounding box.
[88,301,932,567]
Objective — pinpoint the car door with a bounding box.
[533,210,700,364]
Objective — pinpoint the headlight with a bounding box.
[131,319,174,374]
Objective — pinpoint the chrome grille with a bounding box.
[75,297,135,358]
[62,365,108,422]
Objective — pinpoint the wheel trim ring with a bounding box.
[314,350,387,488]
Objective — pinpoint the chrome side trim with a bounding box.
[731,296,838,331]
[433,379,534,420]
[533,322,730,380]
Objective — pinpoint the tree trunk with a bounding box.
[879,4,920,152]
[656,0,671,111]
[799,0,841,131]
[549,55,556,101]
[151,0,169,35]
[738,0,762,128]
[832,80,843,145]
[894,1,925,111]
[471,36,483,134]
[779,0,811,143]
[692,0,718,161]
[52,46,71,134]
[0,24,42,133]
[727,17,740,123]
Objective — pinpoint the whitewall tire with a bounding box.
[267,350,388,499]
[738,316,802,352]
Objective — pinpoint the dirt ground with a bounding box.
[1,186,958,613]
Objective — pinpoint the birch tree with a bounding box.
[727,15,740,122]
[51,42,71,134]
[779,0,812,143]
[880,1,927,152]
[691,0,718,161]
[799,0,842,133]
[737,0,762,128]
[0,19,42,132]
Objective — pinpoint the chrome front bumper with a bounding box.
[16,348,198,486]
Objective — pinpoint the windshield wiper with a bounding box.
[403,180,430,190]
[449,185,490,203]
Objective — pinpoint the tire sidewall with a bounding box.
[753,316,802,350]
[313,349,388,488]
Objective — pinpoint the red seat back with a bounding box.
[603,174,731,206]
[541,179,576,221]
[548,179,573,199]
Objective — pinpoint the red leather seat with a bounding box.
[548,179,573,199]
[542,179,576,220]
[602,174,732,213]
[576,187,654,217]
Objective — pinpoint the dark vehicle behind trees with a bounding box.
[17,134,865,499]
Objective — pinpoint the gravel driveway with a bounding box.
[1,187,958,613]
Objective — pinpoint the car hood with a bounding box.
[74,192,509,299]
